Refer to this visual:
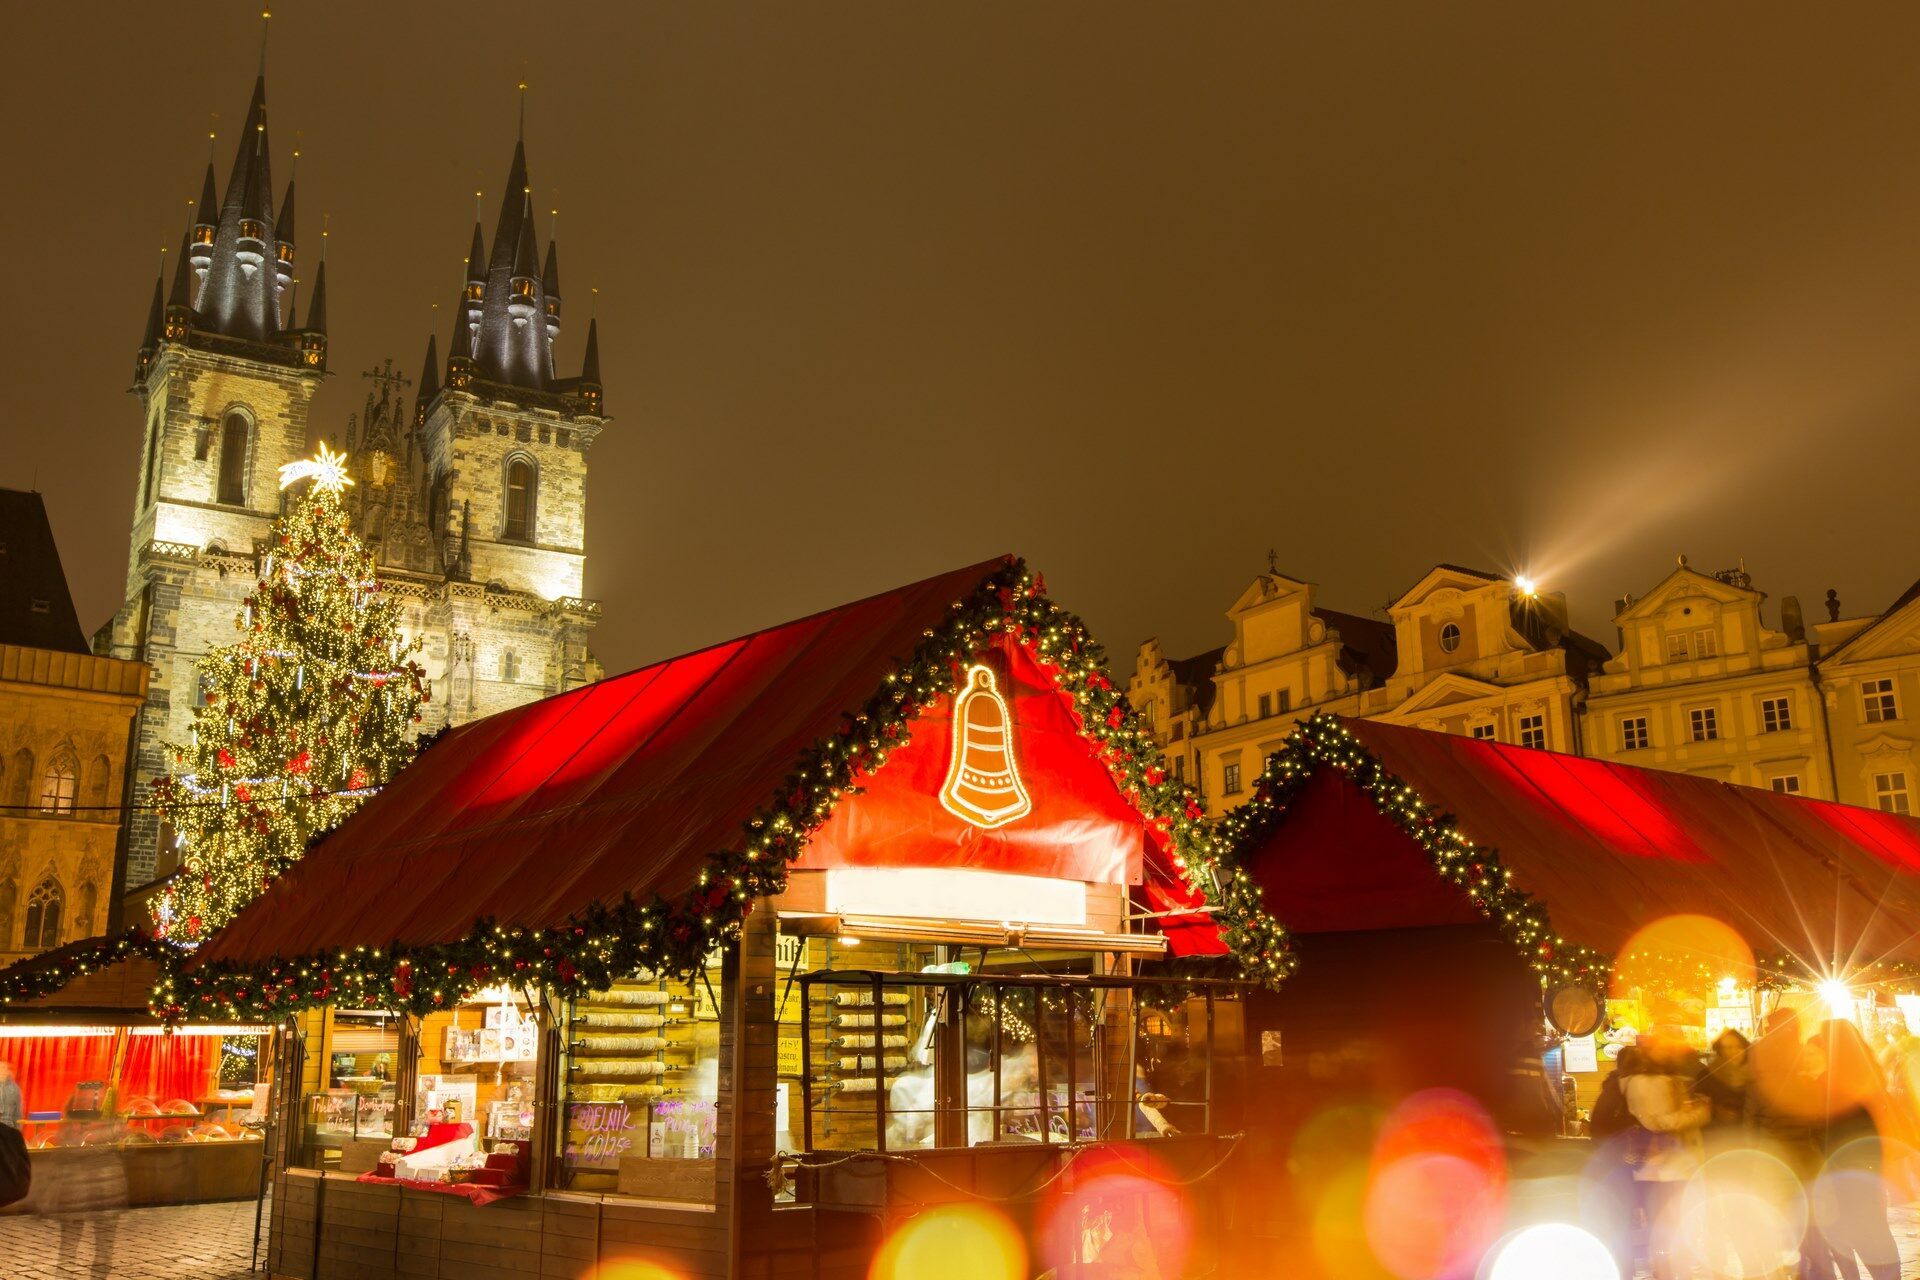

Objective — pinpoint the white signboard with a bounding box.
[1562,1034,1598,1074]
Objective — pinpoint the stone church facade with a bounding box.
[97,71,607,890]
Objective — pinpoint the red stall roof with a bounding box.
[192,556,1205,971]
[1227,716,1920,975]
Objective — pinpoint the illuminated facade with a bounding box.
[1583,559,1832,795]
[1131,562,1603,814]
[98,72,605,889]
[1136,555,1920,818]
[0,491,149,962]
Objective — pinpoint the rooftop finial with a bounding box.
[259,8,271,75]
[518,80,528,141]
[474,189,483,227]
[590,285,598,319]
[320,211,329,262]
[208,123,217,164]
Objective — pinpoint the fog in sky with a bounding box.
[7,3,1919,675]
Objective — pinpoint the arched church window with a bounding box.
[6,750,33,810]
[40,751,78,814]
[0,877,14,950]
[503,457,536,542]
[217,409,251,505]
[24,879,62,951]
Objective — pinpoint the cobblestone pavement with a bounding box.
[0,1197,263,1279]
[0,1198,1918,1277]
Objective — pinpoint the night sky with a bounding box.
[7,3,1920,676]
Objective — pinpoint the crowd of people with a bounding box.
[1587,1009,1910,1280]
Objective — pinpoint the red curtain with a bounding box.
[120,1034,219,1108]
[0,1034,117,1117]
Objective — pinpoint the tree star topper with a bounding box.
[278,443,356,495]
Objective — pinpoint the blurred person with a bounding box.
[1697,1029,1753,1134]
[37,1125,128,1277]
[1813,1020,1899,1280]
[0,1062,20,1129]
[1584,1046,1649,1278]
[1625,1034,1712,1280]
[1748,1007,1843,1279]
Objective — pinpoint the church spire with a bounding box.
[414,331,439,428]
[578,316,603,416]
[541,220,562,347]
[134,248,167,382]
[196,72,283,340]
[467,116,556,390]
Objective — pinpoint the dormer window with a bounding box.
[1667,634,1691,662]
[1439,623,1462,654]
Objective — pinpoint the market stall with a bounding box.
[0,936,273,1207]
[1188,715,1920,1117]
[172,556,1260,1280]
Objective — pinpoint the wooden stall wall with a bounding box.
[267,1169,731,1279]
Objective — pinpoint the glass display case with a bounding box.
[307,1086,396,1142]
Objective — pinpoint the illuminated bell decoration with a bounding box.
[939,664,1032,829]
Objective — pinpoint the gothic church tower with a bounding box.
[341,123,605,733]
[102,68,327,887]
[104,66,610,892]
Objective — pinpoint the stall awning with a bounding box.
[188,557,1217,987]
[1213,716,1920,977]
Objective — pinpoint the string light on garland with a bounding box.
[150,446,428,943]
[154,558,1294,1023]
[1208,714,1608,996]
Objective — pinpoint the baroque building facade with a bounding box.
[1132,560,1607,814]
[97,72,606,890]
[0,491,149,963]
[1134,555,1920,820]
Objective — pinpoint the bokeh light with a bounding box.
[1035,1144,1194,1278]
[1485,1223,1618,1280]
[868,1204,1025,1280]
[1611,914,1755,1010]
[1674,1147,1805,1278]
[1364,1091,1507,1280]
[592,1261,683,1280]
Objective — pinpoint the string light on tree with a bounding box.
[150,445,428,943]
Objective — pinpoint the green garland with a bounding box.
[1211,713,1610,995]
[154,560,1292,1023]
[0,930,178,1010]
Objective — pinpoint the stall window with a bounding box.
[793,962,1227,1162]
[557,953,725,1198]
[0,1025,270,1154]
[23,879,62,951]
[295,1010,400,1172]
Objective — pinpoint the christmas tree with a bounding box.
[153,444,429,941]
